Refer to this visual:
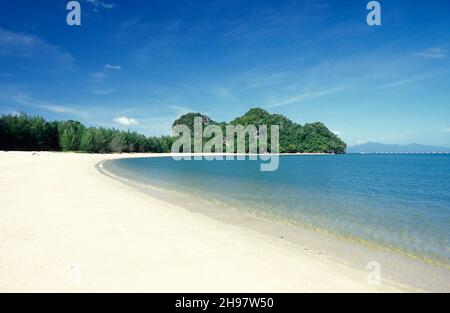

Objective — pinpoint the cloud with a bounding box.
[119,16,143,30]
[232,66,292,92]
[267,87,345,108]
[86,0,115,9]
[113,116,139,126]
[375,73,438,90]
[0,27,73,66]
[88,64,121,94]
[39,104,82,115]
[332,131,341,136]
[89,72,107,83]
[219,2,328,43]
[9,93,89,118]
[168,105,192,116]
[104,64,121,71]
[413,48,446,59]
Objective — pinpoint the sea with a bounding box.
[102,154,450,290]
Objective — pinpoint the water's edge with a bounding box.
[97,157,450,292]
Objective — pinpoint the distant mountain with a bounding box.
[348,142,450,153]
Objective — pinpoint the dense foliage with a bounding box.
[1,108,346,154]
[0,114,60,151]
[172,112,216,130]
[173,108,346,154]
[0,113,173,153]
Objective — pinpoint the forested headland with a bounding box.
[173,108,346,154]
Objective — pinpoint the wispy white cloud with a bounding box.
[168,105,192,116]
[0,27,73,66]
[86,0,115,9]
[87,64,121,95]
[119,16,143,30]
[219,2,328,43]
[38,104,82,115]
[413,48,446,59]
[267,87,346,108]
[233,66,292,92]
[374,73,438,90]
[104,64,121,71]
[113,116,139,126]
[89,72,106,83]
[9,93,89,118]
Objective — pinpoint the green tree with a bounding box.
[158,136,174,153]
[110,133,127,153]
[92,128,109,153]
[80,128,96,152]
[172,113,215,130]
[58,121,84,151]
[230,108,346,154]
[147,136,162,152]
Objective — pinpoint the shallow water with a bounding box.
[103,154,450,267]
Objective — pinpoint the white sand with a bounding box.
[0,151,411,292]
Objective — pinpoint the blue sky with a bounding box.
[0,0,449,147]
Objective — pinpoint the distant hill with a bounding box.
[348,142,450,153]
[173,108,346,154]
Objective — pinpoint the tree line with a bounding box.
[0,113,173,153]
[0,108,347,154]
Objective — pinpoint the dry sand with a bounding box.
[0,151,411,292]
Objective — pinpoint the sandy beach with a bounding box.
[0,151,411,292]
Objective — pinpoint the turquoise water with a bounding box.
[104,154,450,266]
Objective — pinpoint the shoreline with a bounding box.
[0,151,420,292]
[100,157,450,293]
